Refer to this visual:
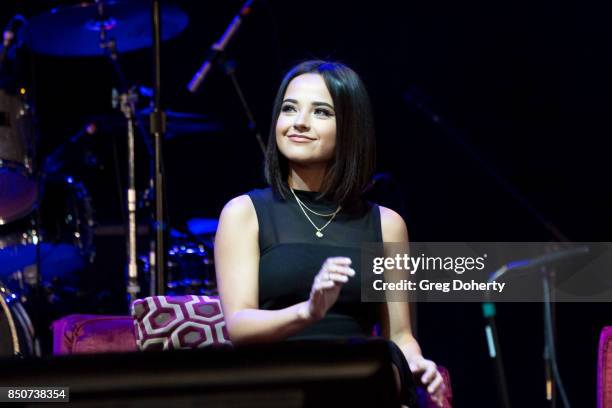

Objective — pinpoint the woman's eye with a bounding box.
[281,104,296,113]
[314,108,333,117]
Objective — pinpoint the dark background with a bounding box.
[2,0,612,406]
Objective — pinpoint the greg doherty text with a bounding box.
[373,279,506,293]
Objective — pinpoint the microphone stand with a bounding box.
[187,0,254,93]
[482,296,512,408]
[483,245,588,408]
[542,266,567,408]
[220,54,265,155]
[186,0,264,155]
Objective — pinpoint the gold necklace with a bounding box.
[290,187,341,238]
[290,190,338,217]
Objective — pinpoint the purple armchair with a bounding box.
[52,314,137,355]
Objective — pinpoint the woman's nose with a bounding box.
[293,111,310,131]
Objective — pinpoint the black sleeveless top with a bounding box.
[247,187,381,339]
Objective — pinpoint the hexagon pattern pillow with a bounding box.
[131,295,231,350]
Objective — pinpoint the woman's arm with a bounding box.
[379,206,423,359]
[214,195,315,345]
[379,206,445,403]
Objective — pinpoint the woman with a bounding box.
[215,60,445,407]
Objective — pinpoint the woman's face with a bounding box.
[275,73,337,166]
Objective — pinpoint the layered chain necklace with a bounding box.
[289,187,342,238]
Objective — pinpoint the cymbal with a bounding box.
[26,1,188,57]
[87,109,223,138]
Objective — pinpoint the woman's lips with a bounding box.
[287,134,315,143]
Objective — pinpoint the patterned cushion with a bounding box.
[131,295,231,351]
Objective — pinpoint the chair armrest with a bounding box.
[51,314,137,355]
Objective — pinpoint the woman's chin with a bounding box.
[283,155,329,167]
[280,147,333,165]
[280,148,313,163]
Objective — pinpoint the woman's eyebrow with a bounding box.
[312,101,334,109]
[282,98,334,110]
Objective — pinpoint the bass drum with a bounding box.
[0,88,37,225]
[0,281,39,357]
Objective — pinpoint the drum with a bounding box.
[0,174,95,284]
[0,88,37,225]
[164,218,218,295]
[0,281,39,357]
[138,235,216,297]
[166,238,216,295]
[38,174,95,262]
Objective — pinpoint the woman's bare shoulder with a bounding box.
[218,195,258,229]
[378,205,408,242]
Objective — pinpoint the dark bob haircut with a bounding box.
[264,60,376,208]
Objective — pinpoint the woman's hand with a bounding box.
[409,356,446,407]
[304,257,354,320]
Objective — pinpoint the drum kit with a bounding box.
[0,1,224,357]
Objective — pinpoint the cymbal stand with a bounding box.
[150,0,167,295]
[115,89,140,303]
[98,3,142,303]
